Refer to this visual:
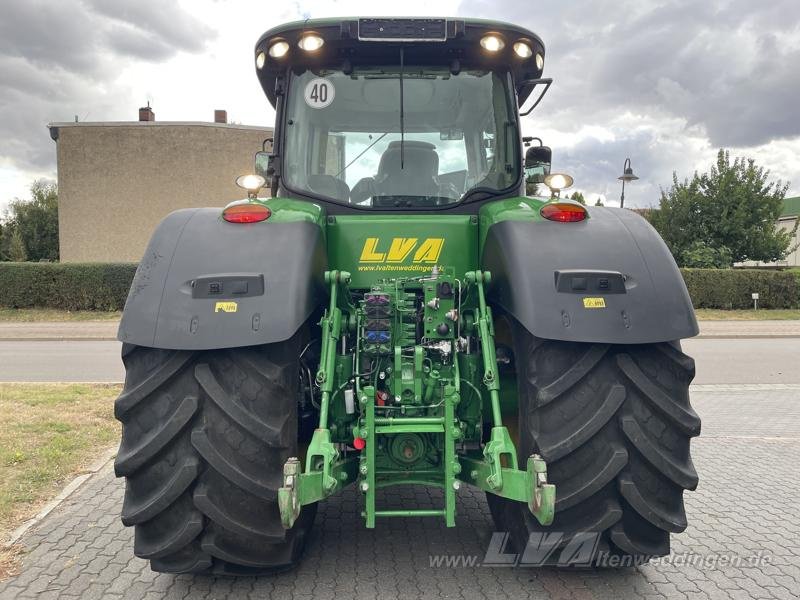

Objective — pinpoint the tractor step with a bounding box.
[370,509,446,519]
[361,380,458,528]
[375,424,444,434]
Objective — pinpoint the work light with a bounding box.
[298,34,324,52]
[513,41,533,58]
[544,173,574,192]
[268,40,290,58]
[480,34,505,52]
[236,174,266,193]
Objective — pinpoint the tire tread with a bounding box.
[114,334,315,575]
[487,331,699,566]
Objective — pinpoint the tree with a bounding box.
[650,150,795,267]
[6,228,27,261]
[1,180,59,262]
[594,198,604,206]
[0,218,11,261]
[679,240,733,269]
[569,191,586,204]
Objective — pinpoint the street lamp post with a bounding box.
[618,158,639,208]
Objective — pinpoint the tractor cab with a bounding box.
[253,18,552,211]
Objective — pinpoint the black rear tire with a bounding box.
[114,332,316,575]
[487,329,700,566]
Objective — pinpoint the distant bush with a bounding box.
[0,263,136,311]
[0,262,797,313]
[680,268,800,309]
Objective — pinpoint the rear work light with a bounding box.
[222,202,271,223]
[540,202,587,223]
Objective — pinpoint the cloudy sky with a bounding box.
[1,0,799,211]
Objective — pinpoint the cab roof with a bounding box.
[254,17,546,107]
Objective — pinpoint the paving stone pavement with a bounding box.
[2,385,799,600]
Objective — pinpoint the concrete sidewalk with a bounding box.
[1,319,799,341]
[696,320,800,338]
[0,321,119,341]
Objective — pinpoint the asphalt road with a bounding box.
[0,341,124,382]
[0,337,798,384]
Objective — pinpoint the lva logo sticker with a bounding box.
[359,237,445,264]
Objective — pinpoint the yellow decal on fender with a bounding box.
[583,297,606,309]
[215,301,238,313]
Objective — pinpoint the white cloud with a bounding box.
[1,0,798,212]
[463,0,800,206]
[0,0,460,210]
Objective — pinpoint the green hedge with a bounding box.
[0,263,798,312]
[680,268,800,309]
[0,262,137,310]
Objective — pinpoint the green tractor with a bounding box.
[114,17,700,574]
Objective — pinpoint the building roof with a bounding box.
[781,196,800,218]
[48,121,272,131]
[47,121,273,142]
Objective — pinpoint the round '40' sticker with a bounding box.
[304,78,335,109]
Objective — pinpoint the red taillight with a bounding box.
[222,203,271,223]
[540,202,587,222]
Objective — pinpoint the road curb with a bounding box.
[696,334,800,339]
[2,334,798,341]
[0,337,118,342]
[691,383,800,391]
[5,446,117,546]
[0,381,123,385]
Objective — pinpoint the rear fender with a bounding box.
[480,205,697,344]
[118,205,327,350]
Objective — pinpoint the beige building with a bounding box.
[777,197,800,267]
[737,197,800,268]
[50,107,273,262]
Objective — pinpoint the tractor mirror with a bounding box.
[525,145,552,184]
[254,151,271,179]
[440,128,464,141]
